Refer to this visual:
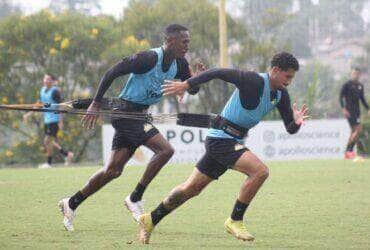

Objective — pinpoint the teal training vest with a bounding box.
[207,73,281,141]
[119,47,178,105]
[40,86,60,124]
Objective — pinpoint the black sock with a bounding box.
[47,156,52,165]
[231,200,249,221]
[151,202,171,225]
[357,140,365,153]
[60,148,69,157]
[346,141,355,151]
[130,183,146,202]
[68,191,86,210]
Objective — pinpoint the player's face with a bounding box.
[351,70,361,81]
[273,67,296,90]
[43,75,54,88]
[170,31,190,58]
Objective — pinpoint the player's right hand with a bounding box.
[82,101,101,129]
[162,80,190,98]
[342,108,350,118]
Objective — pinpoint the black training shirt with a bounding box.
[339,80,368,116]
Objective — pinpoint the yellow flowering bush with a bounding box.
[0,11,146,165]
[91,28,99,36]
[5,150,14,158]
[12,121,19,129]
[54,34,62,42]
[49,48,57,55]
[60,38,70,50]
[124,35,137,46]
[121,36,151,54]
[140,39,149,47]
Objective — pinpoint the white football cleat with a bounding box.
[124,195,144,222]
[38,163,51,169]
[58,198,76,231]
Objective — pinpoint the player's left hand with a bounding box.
[367,109,370,116]
[193,59,207,75]
[162,80,190,99]
[293,102,309,125]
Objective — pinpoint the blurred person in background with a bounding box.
[24,73,74,169]
[340,68,369,161]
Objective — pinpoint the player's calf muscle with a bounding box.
[163,188,189,210]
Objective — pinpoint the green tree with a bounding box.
[353,35,370,74]
[236,0,297,69]
[0,11,145,164]
[121,0,250,113]
[291,61,339,118]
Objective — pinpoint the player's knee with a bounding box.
[162,146,175,159]
[104,168,122,179]
[104,163,123,179]
[256,166,269,180]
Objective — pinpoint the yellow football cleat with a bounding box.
[138,213,154,244]
[224,217,254,241]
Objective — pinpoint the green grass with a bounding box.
[0,160,370,249]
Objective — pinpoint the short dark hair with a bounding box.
[271,52,299,71]
[164,24,188,39]
[45,73,57,81]
[353,67,361,72]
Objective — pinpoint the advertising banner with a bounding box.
[102,119,350,165]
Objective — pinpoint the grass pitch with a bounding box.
[0,160,369,249]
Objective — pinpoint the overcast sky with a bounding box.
[11,0,128,18]
[10,0,370,23]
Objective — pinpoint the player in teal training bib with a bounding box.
[59,24,205,232]
[24,74,73,168]
[140,52,309,244]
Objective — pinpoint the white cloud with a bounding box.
[11,0,51,14]
[100,0,127,18]
[11,0,127,18]
[362,1,370,24]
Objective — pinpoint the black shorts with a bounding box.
[44,122,59,137]
[111,118,159,153]
[196,137,249,179]
[347,115,361,126]
[110,99,159,153]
